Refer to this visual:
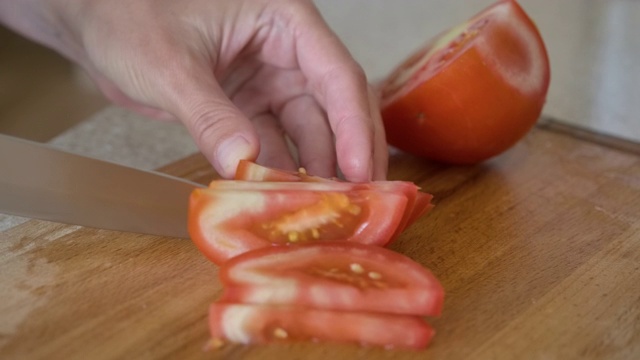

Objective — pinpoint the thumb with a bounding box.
[166,76,260,178]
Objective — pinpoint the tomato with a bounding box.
[406,192,435,231]
[234,159,305,182]
[234,159,333,182]
[219,242,445,316]
[188,187,408,265]
[227,161,435,243]
[379,0,550,164]
[208,303,434,349]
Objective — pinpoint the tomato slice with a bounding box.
[234,159,334,182]
[235,160,304,182]
[227,161,435,243]
[188,188,408,264]
[219,242,444,316]
[208,303,434,349]
[209,179,432,244]
[379,0,550,164]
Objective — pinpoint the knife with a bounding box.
[0,134,205,238]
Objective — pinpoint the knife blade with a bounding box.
[0,134,205,238]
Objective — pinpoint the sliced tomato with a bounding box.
[227,161,435,243]
[234,160,304,182]
[219,242,444,316]
[209,179,432,245]
[188,188,408,265]
[208,303,434,349]
[405,192,435,231]
[234,159,332,182]
[379,0,550,164]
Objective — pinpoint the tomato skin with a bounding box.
[208,303,434,349]
[380,0,550,164]
[219,242,445,316]
[188,187,408,265]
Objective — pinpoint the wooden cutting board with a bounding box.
[2,120,639,359]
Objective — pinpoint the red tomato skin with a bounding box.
[188,189,230,265]
[208,302,434,349]
[219,242,445,317]
[380,0,550,164]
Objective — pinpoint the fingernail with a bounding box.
[216,135,253,178]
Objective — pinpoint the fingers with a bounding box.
[279,95,337,178]
[367,86,389,180]
[284,3,382,181]
[251,113,297,172]
[162,72,260,179]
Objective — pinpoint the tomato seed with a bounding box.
[350,263,365,274]
[203,338,225,351]
[348,204,362,215]
[288,231,300,242]
[273,327,289,339]
[368,271,382,280]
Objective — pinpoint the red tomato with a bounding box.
[188,187,408,264]
[234,159,334,182]
[219,242,445,316]
[234,159,304,182]
[208,303,434,349]
[228,161,435,243]
[379,0,550,164]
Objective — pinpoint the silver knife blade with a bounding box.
[0,134,205,238]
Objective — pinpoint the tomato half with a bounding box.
[219,242,444,316]
[208,303,434,349]
[188,187,408,265]
[379,0,550,164]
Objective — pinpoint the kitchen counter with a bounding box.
[2,1,640,359]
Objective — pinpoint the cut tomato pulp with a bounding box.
[189,160,434,265]
[209,303,434,350]
[210,243,443,350]
[220,242,444,317]
[188,162,441,350]
[189,186,408,264]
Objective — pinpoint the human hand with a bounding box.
[4,0,388,180]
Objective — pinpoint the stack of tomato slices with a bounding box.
[188,161,444,350]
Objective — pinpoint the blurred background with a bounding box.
[0,27,107,141]
[1,0,639,143]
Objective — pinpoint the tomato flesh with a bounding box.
[219,242,444,316]
[379,0,550,164]
[227,161,434,243]
[208,303,434,349]
[234,160,304,182]
[189,187,408,264]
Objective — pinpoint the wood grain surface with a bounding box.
[1,124,639,360]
